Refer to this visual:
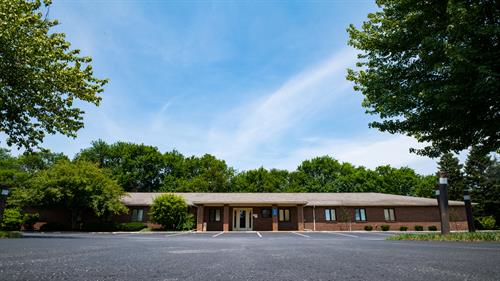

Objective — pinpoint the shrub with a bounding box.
[414,225,424,231]
[22,213,39,231]
[1,208,23,231]
[428,225,437,231]
[150,194,192,230]
[83,222,117,232]
[399,226,408,231]
[116,222,147,232]
[0,231,22,238]
[39,222,69,232]
[476,216,496,230]
[380,225,390,231]
[364,225,373,231]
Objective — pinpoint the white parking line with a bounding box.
[256,232,262,238]
[292,232,310,238]
[212,232,224,238]
[165,232,191,238]
[329,232,359,238]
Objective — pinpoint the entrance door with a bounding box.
[233,208,253,231]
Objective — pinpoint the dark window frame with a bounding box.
[261,208,272,218]
[208,208,221,222]
[324,208,336,221]
[355,208,367,221]
[278,208,290,222]
[384,208,396,222]
[131,208,144,222]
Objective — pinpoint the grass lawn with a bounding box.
[0,231,22,238]
[388,232,500,242]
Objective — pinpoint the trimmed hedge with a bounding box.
[399,226,408,231]
[116,222,147,231]
[364,225,373,231]
[0,231,22,238]
[414,225,424,231]
[428,225,437,231]
[380,225,390,231]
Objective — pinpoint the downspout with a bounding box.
[313,204,316,231]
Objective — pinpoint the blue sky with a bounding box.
[6,0,461,174]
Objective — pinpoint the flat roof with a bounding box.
[122,192,465,207]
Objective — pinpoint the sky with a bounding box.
[4,0,465,175]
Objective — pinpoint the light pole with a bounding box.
[437,172,450,235]
[463,189,475,232]
[0,187,10,221]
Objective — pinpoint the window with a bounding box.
[131,209,144,222]
[209,209,221,222]
[384,208,395,221]
[325,208,336,221]
[261,208,272,218]
[278,209,290,222]
[355,208,366,221]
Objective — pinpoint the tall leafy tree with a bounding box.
[9,160,127,229]
[437,153,465,200]
[0,0,108,150]
[76,141,165,192]
[347,0,500,157]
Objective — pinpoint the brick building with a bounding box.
[119,192,468,231]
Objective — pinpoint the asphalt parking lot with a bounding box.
[1,231,499,281]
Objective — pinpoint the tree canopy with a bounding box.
[0,0,107,150]
[347,0,500,157]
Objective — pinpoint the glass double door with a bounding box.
[233,208,252,231]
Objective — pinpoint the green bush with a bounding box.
[116,222,147,231]
[428,225,437,231]
[1,208,23,231]
[149,194,192,230]
[22,213,39,231]
[39,222,69,232]
[476,216,496,230]
[399,226,408,231]
[380,225,390,231]
[414,225,424,231]
[364,225,373,231]
[83,222,117,232]
[0,231,22,238]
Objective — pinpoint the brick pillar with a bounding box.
[297,205,304,231]
[223,205,229,232]
[196,205,204,232]
[272,205,278,232]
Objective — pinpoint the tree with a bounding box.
[9,160,127,229]
[149,194,193,230]
[347,0,499,157]
[437,153,465,200]
[76,141,165,192]
[230,168,290,193]
[0,0,107,150]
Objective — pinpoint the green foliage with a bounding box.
[116,222,148,232]
[399,226,408,231]
[22,213,39,231]
[9,160,127,229]
[0,0,107,150]
[438,153,465,200]
[380,225,390,231]
[428,225,437,231]
[149,194,192,230]
[388,232,500,242]
[414,225,424,231]
[0,208,23,231]
[0,231,21,238]
[347,0,499,157]
[364,225,373,231]
[476,216,496,230]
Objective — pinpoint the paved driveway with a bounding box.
[1,232,499,281]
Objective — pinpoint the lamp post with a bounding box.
[463,189,475,232]
[437,172,450,235]
[0,187,10,221]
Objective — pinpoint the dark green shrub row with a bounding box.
[414,225,424,231]
[0,209,39,231]
[428,225,437,231]
[399,226,408,231]
[380,225,390,231]
[364,225,373,231]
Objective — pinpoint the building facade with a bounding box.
[120,192,468,231]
